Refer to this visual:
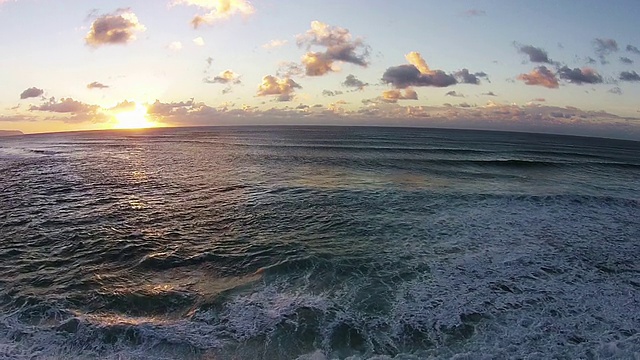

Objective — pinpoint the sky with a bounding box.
[1,0,640,139]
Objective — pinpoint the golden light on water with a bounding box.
[113,104,158,129]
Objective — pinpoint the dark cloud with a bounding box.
[454,69,485,84]
[517,44,552,64]
[557,66,603,84]
[445,91,464,97]
[296,104,309,110]
[85,9,145,47]
[297,21,369,76]
[342,74,368,90]
[322,90,343,97]
[517,66,559,88]
[20,87,44,99]
[382,65,457,88]
[147,99,194,115]
[29,97,99,113]
[627,45,640,55]
[204,70,241,84]
[482,91,497,96]
[620,70,640,82]
[463,9,486,16]
[619,57,634,65]
[87,81,109,89]
[608,87,622,95]
[592,38,618,64]
[257,75,301,101]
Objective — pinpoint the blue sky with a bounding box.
[1,0,640,139]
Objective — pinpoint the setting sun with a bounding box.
[113,104,157,129]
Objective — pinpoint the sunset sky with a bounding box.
[1,0,640,139]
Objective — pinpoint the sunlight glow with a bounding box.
[113,104,157,129]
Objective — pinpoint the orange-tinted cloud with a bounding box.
[205,70,241,84]
[257,75,301,101]
[382,88,418,103]
[297,21,369,76]
[301,52,334,76]
[172,0,255,28]
[87,82,109,89]
[517,66,559,88]
[85,9,146,47]
[405,52,431,75]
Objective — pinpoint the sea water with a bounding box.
[0,126,638,359]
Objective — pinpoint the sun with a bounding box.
[113,104,157,129]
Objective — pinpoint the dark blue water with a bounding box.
[0,126,639,359]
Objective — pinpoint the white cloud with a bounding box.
[193,37,205,46]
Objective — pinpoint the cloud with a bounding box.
[445,91,464,97]
[29,97,98,113]
[342,74,367,90]
[531,98,546,102]
[381,89,418,103]
[517,66,559,88]
[27,97,110,123]
[296,21,369,76]
[204,69,241,84]
[592,38,618,63]
[262,39,288,49]
[193,37,205,46]
[517,44,552,64]
[627,45,640,55]
[557,66,603,84]
[463,9,486,16]
[172,0,255,28]
[147,99,194,116]
[257,75,301,101]
[276,61,305,78]
[454,69,485,84]
[20,87,44,99]
[85,9,146,47]
[619,56,634,64]
[382,52,457,88]
[168,41,183,51]
[87,81,109,89]
[620,70,640,82]
[322,90,343,97]
[608,87,622,95]
[482,91,497,96]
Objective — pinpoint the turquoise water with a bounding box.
[0,126,639,359]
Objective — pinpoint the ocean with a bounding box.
[0,126,638,359]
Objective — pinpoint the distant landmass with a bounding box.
[0,130,23,136]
